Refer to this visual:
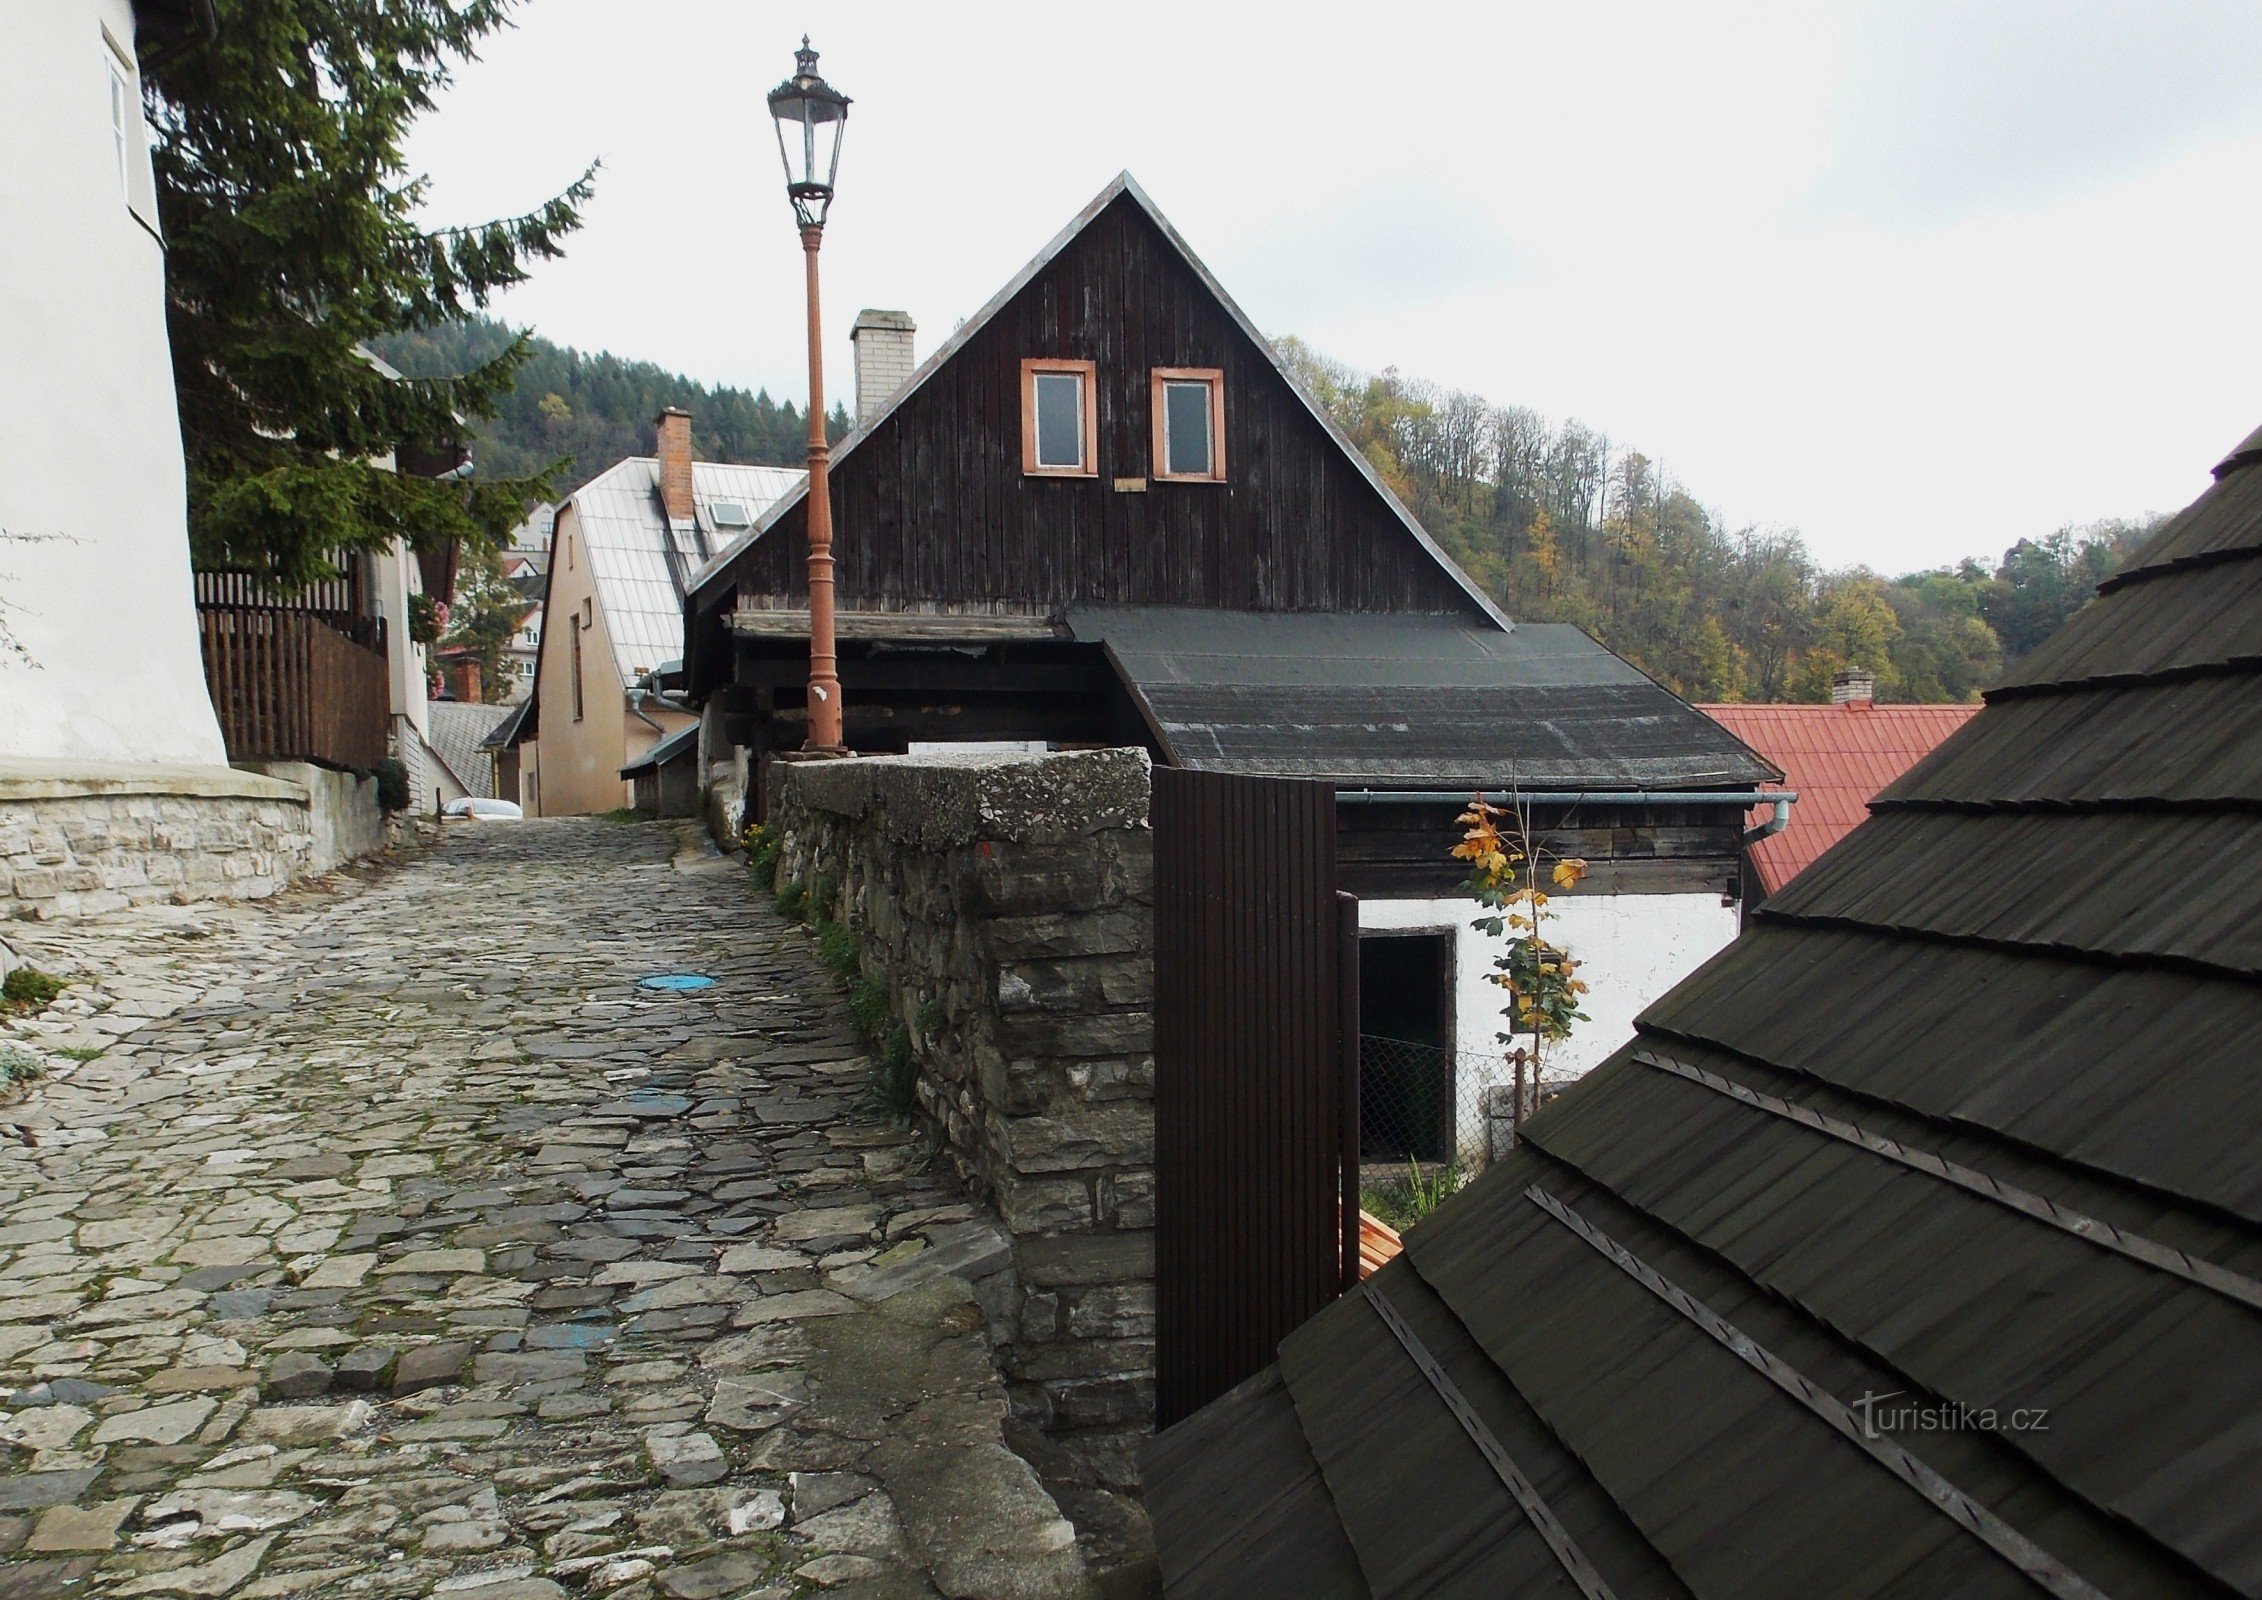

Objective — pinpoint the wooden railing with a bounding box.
[197,606,390,770]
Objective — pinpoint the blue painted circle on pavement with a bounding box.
[637,973,716,991]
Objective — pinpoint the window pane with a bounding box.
[110,63,131,200]
[1033,372,1084,469]
[1165,381,1213,476]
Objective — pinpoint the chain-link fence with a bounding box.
[1357,1033,1574,1200]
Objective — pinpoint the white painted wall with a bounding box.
[0,0,228,766]
[1360,890,1740,1162]
[372,534,430,739]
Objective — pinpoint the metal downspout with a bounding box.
[1740,796,1794,848]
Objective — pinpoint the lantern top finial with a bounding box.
[768,36,848,120]
[767,37,850,228]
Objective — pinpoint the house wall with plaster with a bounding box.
[531,512,692,816]
[1358,890,1741,1159]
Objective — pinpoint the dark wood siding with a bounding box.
[1154,768,1360,1427]
[1336,801,1746,898]
[730,194,1484,619]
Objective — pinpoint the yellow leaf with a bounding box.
[1552,859,1589,888]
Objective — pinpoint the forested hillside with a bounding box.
[1277,340,2159,703]
[370,318,847,490]
[377,318,2153,705]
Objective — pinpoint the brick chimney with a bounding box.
[850,310,916,425]
[1830,668,1877,708]
[439,655,482,704]
[655,408,695,523]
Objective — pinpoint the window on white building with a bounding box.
[108,54,133,202]
[103,31,160,236]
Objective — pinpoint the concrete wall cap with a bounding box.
[781,748,1150,849]
[0,759,310,805]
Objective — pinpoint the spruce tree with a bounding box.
[145,0,594,588]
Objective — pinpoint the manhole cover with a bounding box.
[637,973,716,992]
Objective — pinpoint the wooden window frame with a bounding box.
[1151,367,1226,483]
[570,618,585,723]
[1021,359,1098,478]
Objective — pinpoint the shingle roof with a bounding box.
[1073,607,1778,790]
[425,701,511,798]
[1697,700,1979,892]
[571,458,801,690]
[1147,426,2262,1600]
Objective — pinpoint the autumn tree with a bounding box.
[1454,798,1589,1125]
[1270,334,2153,703]
[439,544,531,702]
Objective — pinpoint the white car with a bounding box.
[442,797,523,821]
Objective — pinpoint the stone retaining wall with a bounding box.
[770,749,1156,1471]
[1,762,318,920]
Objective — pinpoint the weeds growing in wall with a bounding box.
[771,861,922,1126]
[742,823,781,891]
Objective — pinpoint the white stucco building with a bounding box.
[1359,888,1744,1165]
[0,0,229,766]
[0,1,366,921]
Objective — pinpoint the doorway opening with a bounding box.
[1358,930,1455,1163]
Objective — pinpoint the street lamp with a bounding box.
[768,36,850,752]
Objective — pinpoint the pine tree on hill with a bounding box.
[371,318,849,492]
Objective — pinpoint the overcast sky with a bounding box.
[403,0,2262,573]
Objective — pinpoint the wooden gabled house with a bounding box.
[684,173,1778,1107]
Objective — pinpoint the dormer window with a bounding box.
[1021,359,1097,477]
[1153,369,1225,482]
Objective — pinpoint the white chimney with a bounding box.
[850,309,916,426]
[1830,668,1877,707]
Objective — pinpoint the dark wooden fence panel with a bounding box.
[1154,767,1359,1426]
[198,606,390,771]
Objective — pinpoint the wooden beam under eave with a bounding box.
[727,609,1064,642]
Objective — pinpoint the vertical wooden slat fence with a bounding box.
[1154,767,1361,1427]
[197,606,390,770]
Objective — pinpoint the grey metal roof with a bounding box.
[686,173,1510,632]
[1070,607,1776,789]
[482,697,533,750]
[570,457,802,690]
[425,701,511,798]
[1148,425,2262,1598]
[620,721,697,778]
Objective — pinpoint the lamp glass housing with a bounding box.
[767,39,849,228]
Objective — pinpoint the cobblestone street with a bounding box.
[0,820,1090,1600]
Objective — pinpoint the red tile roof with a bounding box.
[1697,700,1982,893]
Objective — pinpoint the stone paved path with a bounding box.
[0,820,1090,1600]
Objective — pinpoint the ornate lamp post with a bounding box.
[767,37,850,752]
